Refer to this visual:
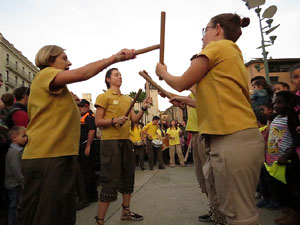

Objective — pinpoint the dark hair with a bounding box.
[152,116,160,121]
[290,63,300,77]
[13,87,30,101]
[210,13,250,42]
[254,111,267,125]
[251,76,265,83]
[253,79,274,97]
[274,82,290,91]
[260,102,273,110]
[275,90,293,103]
[105,68,118,89]
[1,93,14,107]
[170,120,178,129]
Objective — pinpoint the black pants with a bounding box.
[261,165,291,207]
[134,145,145,169]
[146,139,164,169]
[20,156,77,225]
[99,140,135,202]
[78,141,99,201]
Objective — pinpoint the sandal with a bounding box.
[94,216,104,225]
[121,204,144,221]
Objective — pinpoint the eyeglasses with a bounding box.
[202,26,215,36]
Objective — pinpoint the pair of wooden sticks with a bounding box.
[123,12,169,117]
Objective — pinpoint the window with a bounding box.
[28,71,31,80]
[16,61,18,70]
[15,76,18,85]
[6,70,9,81]
[270,76,279,84]
[22,67,25,74]
[22,80,25,86]
[5,87,9,93]
[6,54,9,65]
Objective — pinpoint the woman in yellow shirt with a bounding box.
[156,13,264,225]
[94,68,151,225]
[166,120,185,167]
[20,46,135,225]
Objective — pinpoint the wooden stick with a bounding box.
[117,44,160,61]
[160,11,166,65]
[139,70,173,99]
[125,88,143,117]
[159,11,166,80]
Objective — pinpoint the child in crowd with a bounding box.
[259,103,275,123]
[5,126,27,225]
[264,91,297,224]
[273,82,290,94]
[251,79,273,112]
[283,64,300,224]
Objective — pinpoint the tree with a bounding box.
[129,91,147,103]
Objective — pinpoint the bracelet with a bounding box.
[141,106,147,111]
[111,118,115,126]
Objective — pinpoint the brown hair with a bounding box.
[210,13,250,42]
[35,45,65,70]
[105,68,118,89]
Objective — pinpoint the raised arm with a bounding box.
[51,49,135,89]
[155,56,209,92]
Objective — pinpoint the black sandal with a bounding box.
[121,204,144,221]
[94,216,104,225]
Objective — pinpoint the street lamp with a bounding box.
[242,0,280,84]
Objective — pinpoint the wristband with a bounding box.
[141,106,147,111]
[111,118,115,126]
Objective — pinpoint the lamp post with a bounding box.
[242,0,280,84]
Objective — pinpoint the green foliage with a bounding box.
[129,91,147,103]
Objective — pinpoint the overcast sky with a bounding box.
[1,0,299,110]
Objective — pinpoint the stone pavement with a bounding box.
[76,165,281,225]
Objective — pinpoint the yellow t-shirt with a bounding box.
[95,89,131,140]
[167,127,182,146]
[195,40,257,135]
[186,93,198,132]
[129,125,142,143]
[23,67,80,159]
[156,128,165,139]
[143,122,158,140]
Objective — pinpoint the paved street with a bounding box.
[76,165,281,225]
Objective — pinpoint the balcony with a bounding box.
[4,77,16,88]
[5,61,32,82]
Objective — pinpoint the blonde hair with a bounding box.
[35,45,65,70]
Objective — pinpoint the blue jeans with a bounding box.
[7,185,21,225]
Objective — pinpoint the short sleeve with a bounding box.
[143,123,149,131]
[39,67,65,95]
[196,41,225,69]
[95,93,109,109]
[166,128,170,135]
[85,116,96,131]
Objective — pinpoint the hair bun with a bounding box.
[241,17,250,28]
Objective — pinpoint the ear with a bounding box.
[215,23,223,37]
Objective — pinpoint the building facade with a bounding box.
[0,33,38,96]
[133,83,160,125]
[245,58,300,91]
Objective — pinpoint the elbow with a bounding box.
[174,84,187,92]
[95,119,102,127]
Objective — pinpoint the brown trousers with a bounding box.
[20,156,77,225]
[203,128,264,225]
[191,132,207,193]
